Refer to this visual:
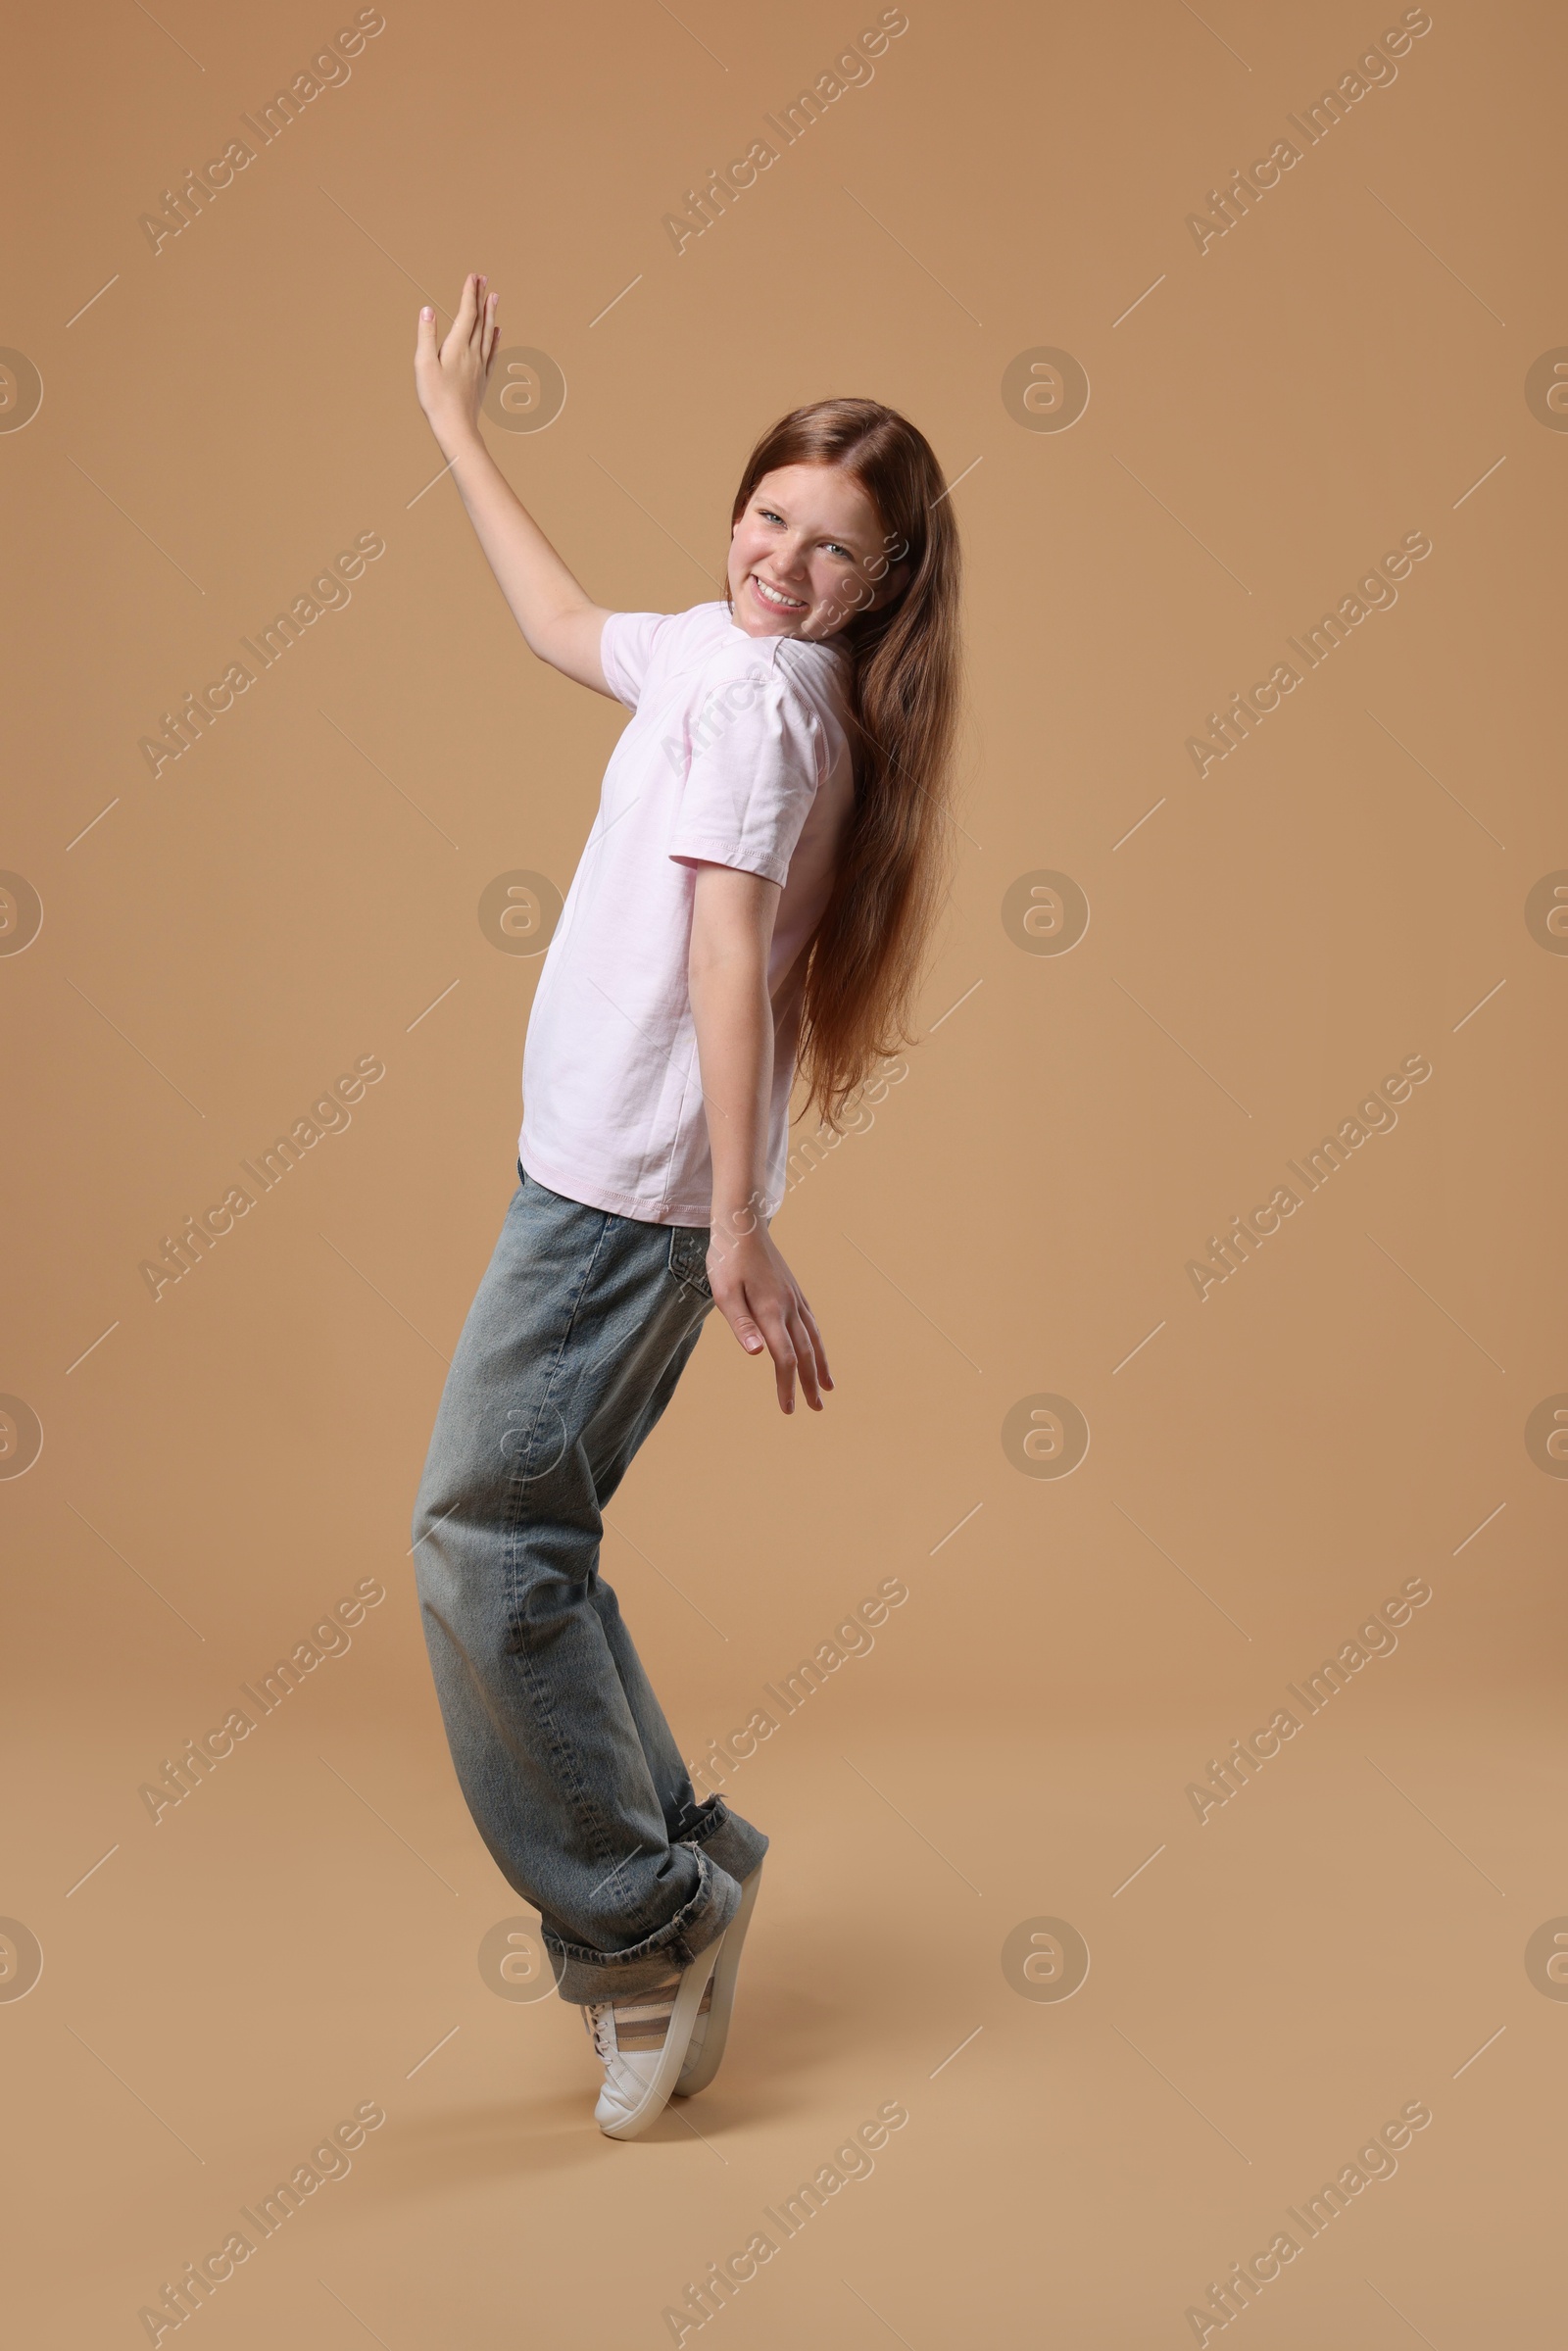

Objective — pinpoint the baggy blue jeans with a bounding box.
[411,1168,767,2003]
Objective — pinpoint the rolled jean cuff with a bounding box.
[542,1842,745,2005]
[681,1792,769,1888]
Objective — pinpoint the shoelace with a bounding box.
[583,1972,690,2064]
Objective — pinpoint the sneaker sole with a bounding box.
[597,1939,721,2141]
[672,1863,761,2098]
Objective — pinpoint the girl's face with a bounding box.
[727,463,908,642]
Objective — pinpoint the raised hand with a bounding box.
[414,273,500,458]
[406,275,612,692]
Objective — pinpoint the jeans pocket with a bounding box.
[666,1224,712,1300]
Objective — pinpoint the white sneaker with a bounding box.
[673,1864,761,2099]
[582,1942,720,2139]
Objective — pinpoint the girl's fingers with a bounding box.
[444,275,475,363]
[724,1298,765,1354]
[790,1306,822,1410]
[796,1295,833,1391]
[754,1299,799,1413]
[779,1298,818,1410]
[761,1306,804,1410]
[416,305,437,356]
[719,1262,827,1414]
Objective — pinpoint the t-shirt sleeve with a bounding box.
[598,611,670,710]
[667,666,825,889]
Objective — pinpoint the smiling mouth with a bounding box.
[750,574,809,613]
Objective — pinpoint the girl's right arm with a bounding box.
[414,274,614,697]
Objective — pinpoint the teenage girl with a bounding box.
[410,274,959,2138]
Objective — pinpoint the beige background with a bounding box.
[4,0,1565,2342]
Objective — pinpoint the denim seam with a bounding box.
[517,1207,614,1487]
[498,1204,627,1885]
[665,1225,712,1303]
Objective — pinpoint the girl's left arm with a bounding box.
[688,865,833,1416]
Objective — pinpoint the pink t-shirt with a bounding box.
[517,602,856,1225]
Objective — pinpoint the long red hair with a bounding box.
[727,398,962,1128]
